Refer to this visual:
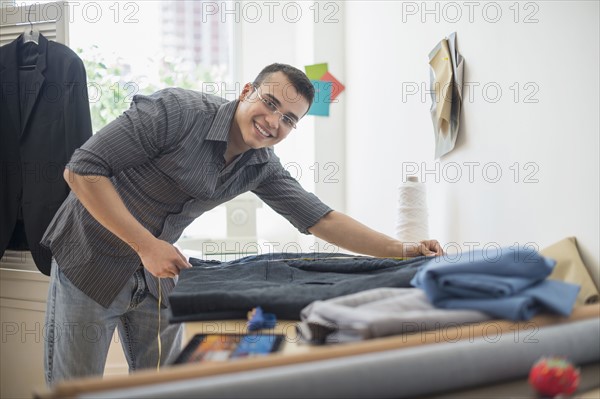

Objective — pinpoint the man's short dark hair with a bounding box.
[253,63,315,106]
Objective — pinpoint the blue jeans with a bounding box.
[44,259,183,385]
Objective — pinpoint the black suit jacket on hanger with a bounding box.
[0,33,93,275]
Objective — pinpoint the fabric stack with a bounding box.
[169,246,582,345]
[410,247,580,320]
[299,247,580,343]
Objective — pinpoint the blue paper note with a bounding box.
[308,80,332,116]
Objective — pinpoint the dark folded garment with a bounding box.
[169,252,429,322]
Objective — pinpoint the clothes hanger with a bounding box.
[19,5,39,70]
[22,5,39,45]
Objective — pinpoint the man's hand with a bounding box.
[138,238,192,278]
[402,240,444,257]
[64,170,194,278]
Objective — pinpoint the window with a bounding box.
[7,0,239,245]
[63,0,235,133]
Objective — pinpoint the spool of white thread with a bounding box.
[395,176,429,243]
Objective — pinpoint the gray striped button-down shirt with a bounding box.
[41,88,332,308]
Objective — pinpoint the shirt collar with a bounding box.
[206,100,237,142]
[205,99,271,165]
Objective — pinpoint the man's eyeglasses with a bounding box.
[253,85,298,130]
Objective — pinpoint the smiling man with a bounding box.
[228,69,307,158]
[40,63,442,384]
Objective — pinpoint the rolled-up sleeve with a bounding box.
[253,160,333,234]
[66,89,183,177]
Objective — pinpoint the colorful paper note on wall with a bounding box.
[309,80,333,116]
[305,63,329,80]
[304,63,345,116]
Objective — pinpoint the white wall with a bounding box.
[345,1,599,284]
[223,1,599,282]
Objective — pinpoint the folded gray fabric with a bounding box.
[298,288,490,344]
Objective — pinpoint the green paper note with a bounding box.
[305,63,328,80]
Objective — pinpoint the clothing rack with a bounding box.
[0,1,68,47]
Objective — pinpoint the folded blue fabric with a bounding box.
[411,247,580,320]
[436,273,538,298]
